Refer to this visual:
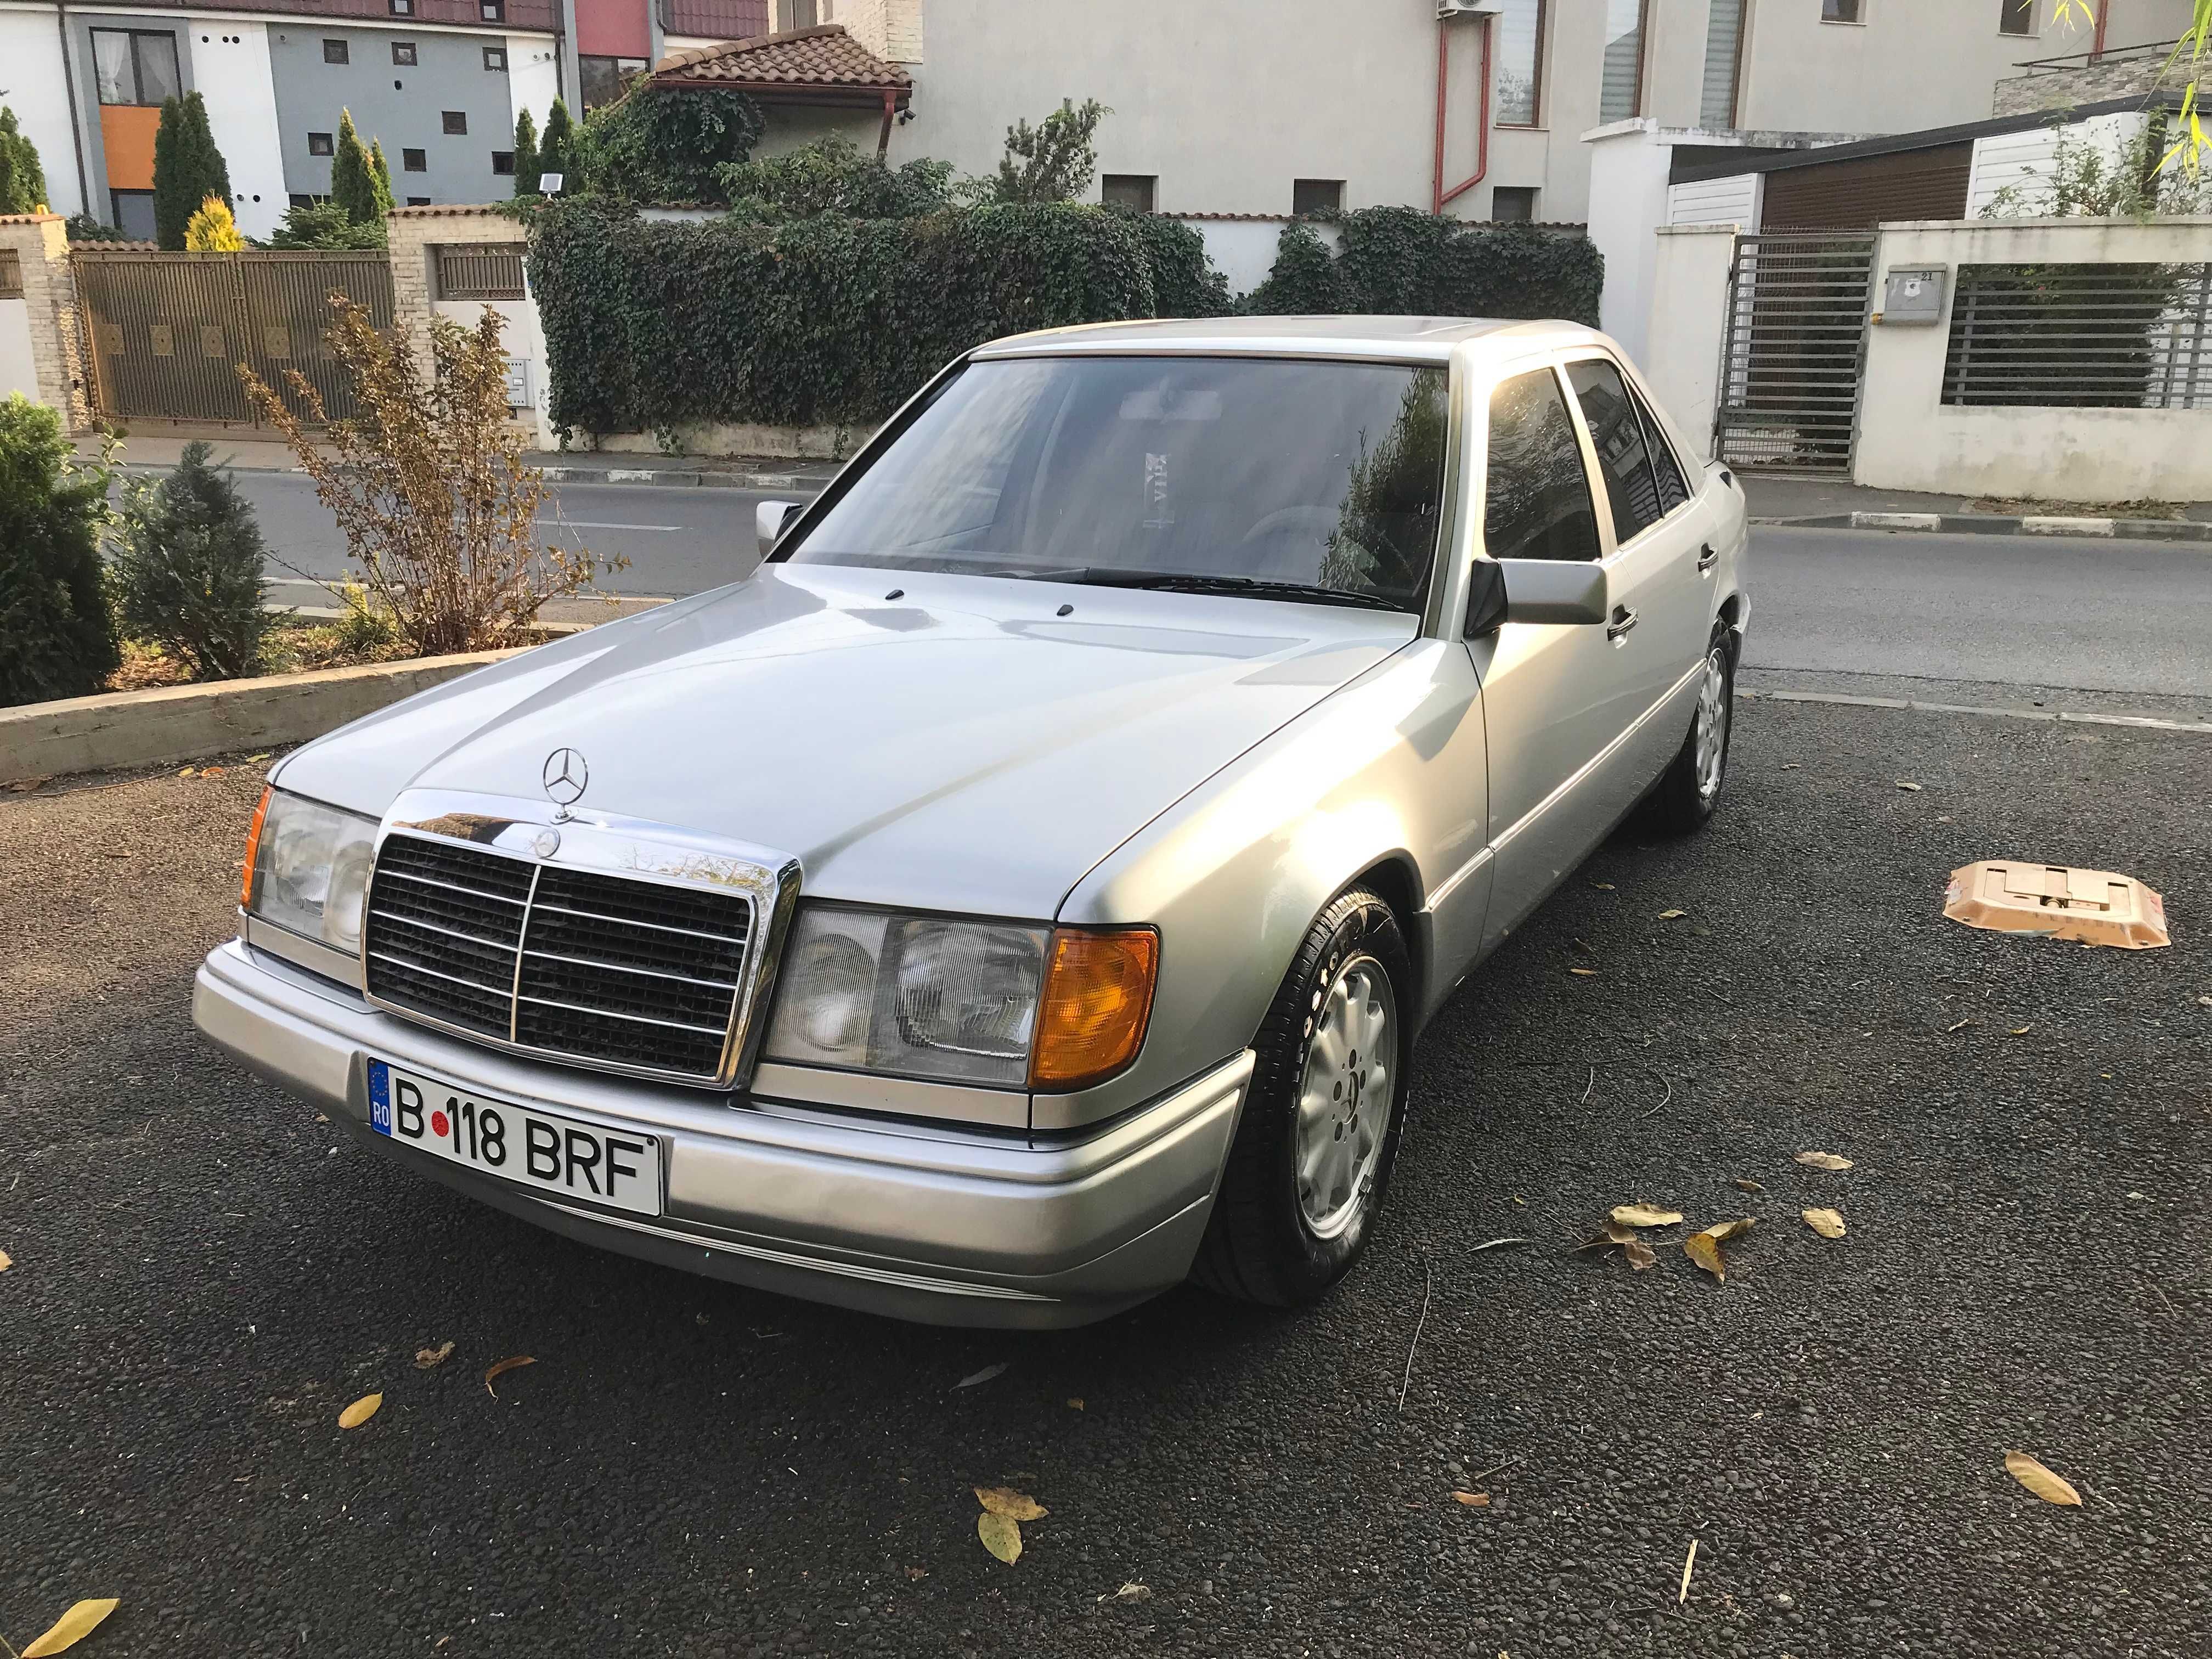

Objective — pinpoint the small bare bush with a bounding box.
[241,297,622,656]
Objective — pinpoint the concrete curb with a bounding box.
[1751,510,2212,542]
[0,650,522,783]
[115,460,830,491]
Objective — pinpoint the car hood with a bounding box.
[276,565,1415,919]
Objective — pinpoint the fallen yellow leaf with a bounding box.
[1684,1232,1728,1282]
[1589,881,1615,890]
[1623,1235,1657,1271]
[23,1597,120,1657]
[1896,780,1923,792]
[978,1511,1023,1564]
[414,1341,455,1369]
[2010,1025,2033,1036]
[1733,1178,1765,1194]
[1803,1207,1847,1239]
[1702,1216,1757,1243]
[0,1246,12,1272]
[1451,1491,1491,1506]
[1569,967,1598,977]
[1610,1204,1683,1227]
[975,1486,1048,1521]
[2004,1450,2083,1507]
[177,767,196,778]
[337,1392,381,1429]
[1795,1151,1854,1171]
[1066,1397,1085,1410]
[483,1355,535,1397]
[1658,909,1687,920]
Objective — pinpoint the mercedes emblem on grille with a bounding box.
[542,747,589,818]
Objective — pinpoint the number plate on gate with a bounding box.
[368,1060,663,1216]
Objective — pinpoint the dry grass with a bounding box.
[105,615,425,693]
[1967,496,2190,521]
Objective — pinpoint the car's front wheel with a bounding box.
[1193,888,1411,1307]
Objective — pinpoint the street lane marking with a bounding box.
[1741,688,2212,733]
[558,520,683,531]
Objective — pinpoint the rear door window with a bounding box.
[1482,368,1602,562]
[1632,385,1691,514]
[1565,358,1663,547]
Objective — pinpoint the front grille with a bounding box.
[364,833,753,1082]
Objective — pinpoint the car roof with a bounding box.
[969,314,1607,365]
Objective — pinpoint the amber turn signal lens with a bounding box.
[1029,927,1159,1091]
[240,785,273,911]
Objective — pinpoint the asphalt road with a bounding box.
[6,693,2211,1655]
[1746,527,2212,698]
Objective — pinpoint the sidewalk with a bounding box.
[1742,475,2212,538]
[81,433,844,493]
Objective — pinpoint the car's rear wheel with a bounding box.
[1193,888,1411,1307]
[1646,620,1735,835]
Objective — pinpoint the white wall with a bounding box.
[1176,217,1340,302]
[1584,121,1678,360]
[1667,170,1758,228]
[189,23,287,240]
[1641,223,1737,460]
[1966,111,2145,217]
[0,294,36,399]
[506,32,561,135]
[1854,215,2212,501]
[434,292,555,446]
[0,9,82,217]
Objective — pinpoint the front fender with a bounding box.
[1045,642,1481,1133]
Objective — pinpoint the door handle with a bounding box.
[1697,543,1719,573]
[1606,606,1639,644]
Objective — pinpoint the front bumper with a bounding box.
[193,940,1250,1328]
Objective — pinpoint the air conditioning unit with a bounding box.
[1437,0,1503,16]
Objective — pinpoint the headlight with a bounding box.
[243,786,379,955]
[764,907,1158,1092]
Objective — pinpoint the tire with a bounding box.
[1646,620,1735,836]
[1193,888,1413,1308]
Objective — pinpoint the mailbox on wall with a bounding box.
[1874,266,1948,325]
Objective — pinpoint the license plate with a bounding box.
[368,1060,663,1217]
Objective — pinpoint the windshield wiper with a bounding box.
[1032,569,1410,612]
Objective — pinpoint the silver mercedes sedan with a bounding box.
[194,317,1747,1328]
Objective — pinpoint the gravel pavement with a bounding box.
[4,700,2210,1657]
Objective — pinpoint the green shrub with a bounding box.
[538,97,576,187]
[331,110,383,227]
[1107,206,1231,318]
[65,211,128,244]
[1246,221,1351,314]
[1323,207,1603,324]
[529,198,1154,435]
[577,86,765,204]
[152,93,230,251]
[986,99,1109,204]
[109,441,270,680]
[513,108,541,196]
[0,396,117,706]
[716,134,957,221]
[0,106,50,215]
[264,200,386,250]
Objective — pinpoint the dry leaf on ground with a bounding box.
[483,1356,535,1397]
[1702,1216,1757,1243]
[1066,1397,1085,1410]
[1611,1204,1684,1227]
[0,1247,12,1272]
[1658,909,1688,919]
[337,1393,382,1429]
[1451,1491,1491,1507]
[1896,780,1923,792]
[2005,1450,2083,1506]
[1100,1582,1152,1604]
[1733,1178,1765,1194]
[22,1597,121,1657]
[955,1362,1008,1390]
[1589,881,1615,890]
[3,775,50,792]
[1623,1235,1657,1271]
[975,1487,1048,1521]
[2010,1025,2033,1035]
[1795,1152,1854,1171]
[414,1341,455,1369]
[904,1566,928,1581]
[1569,967,1598,977]
[1803,1207,1847,1239]
[978,1511,1023,1564]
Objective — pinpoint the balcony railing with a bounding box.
[2006,36,2181,76]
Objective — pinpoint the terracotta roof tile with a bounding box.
[651,24,911,95]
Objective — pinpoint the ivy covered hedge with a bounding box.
[528,198,1161,436]
[1251,207,1603,326]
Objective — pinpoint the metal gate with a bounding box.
[1712,231,1876,475]
[74,249,394,427]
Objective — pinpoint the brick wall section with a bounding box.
[0,215,91,430]
[1993,60,2175,116]
[386,205,538,443]
[885,0,922,62]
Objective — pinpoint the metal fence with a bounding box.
[1943,262,2212,409]
[1713,231,1876,475]
[73,248,394,426]
[435,243,528,302]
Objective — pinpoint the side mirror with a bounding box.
[756,499,800,558]
[1464,559,1507,637]
[1469,562,1610,633]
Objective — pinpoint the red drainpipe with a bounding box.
[1432,11,1494,215]
[2090,2,2108,61]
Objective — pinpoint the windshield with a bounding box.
[783,356,1452,612]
